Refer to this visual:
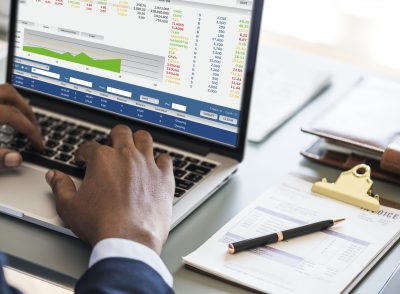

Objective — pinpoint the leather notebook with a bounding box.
[301,78,400,185]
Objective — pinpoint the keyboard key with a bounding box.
[185,173,203,183]
[77,126,90,132]
[64,121,76,128]
[58,144,74,153]
[70,159,85,167]
[185,157,200,164]
[174,188,186,198]
[201,161,217,169]
[175,179,194,190]
[0,133,13,144]
[55,153,72,162]
[54,124,69,133]
[48,117,61,124]
[15,133,26,140]
[185,164,211,176]
[154,147,167,154]
[41,148,57,158]
[0,125,15,135]
[96,136,108,145]
[64,136,80,145]
[82,133,97,141]
[169,152,184,159]
[25,145,35,152]
[14,138,29,148]
[46,139,59,149]
[49,132,65,141]
[41,128,52,136]
[92,130,107,136]
[20,149,84,178]
[174,169,187,178]
[173,159,187,169]
[68,128,83,137]
[34,113,45,120]
[11,138,28,149]
[39,120,53,128]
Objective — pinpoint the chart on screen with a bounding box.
[12,0,254,147]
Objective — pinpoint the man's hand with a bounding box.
[0,84,43,168]
[45,125,175,255]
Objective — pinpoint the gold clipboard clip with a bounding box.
[312,164,381,212]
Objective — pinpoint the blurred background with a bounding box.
[0,0,9,34]
[262,0,400,76]
[0,0,399,75]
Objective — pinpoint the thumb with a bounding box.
[46,170,77,218]
[0,149,22,168]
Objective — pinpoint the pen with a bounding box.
[228,218,346,254]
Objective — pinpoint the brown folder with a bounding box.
[301,78,400,185]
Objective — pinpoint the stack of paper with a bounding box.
[183,176,400,294]
[247,45,331,142]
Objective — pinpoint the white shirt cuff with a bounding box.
[89,238,173,288]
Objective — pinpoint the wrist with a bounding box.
[91,229,163,255]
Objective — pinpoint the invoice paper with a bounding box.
[183,176,400,294]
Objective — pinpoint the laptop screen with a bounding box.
[12,0,255,147]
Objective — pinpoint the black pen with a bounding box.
[228,218,346,254]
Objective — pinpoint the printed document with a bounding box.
[183,176,400,294]
[4,267,72,294]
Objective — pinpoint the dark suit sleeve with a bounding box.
[0,254,23,294]
[75,258,174,294]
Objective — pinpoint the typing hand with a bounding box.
[45,125,175,254]
[0,84,44,168]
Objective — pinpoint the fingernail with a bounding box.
[5,153,22,167]
[46,170,55,185]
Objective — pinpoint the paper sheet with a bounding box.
[248,45,331,142]
[4,267,73,294]
[0,40,6,58]
[183,176,400,294]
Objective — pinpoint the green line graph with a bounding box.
[23,46,122,73]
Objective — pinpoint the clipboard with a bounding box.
[312,164,400,211]
[183,173,400,294]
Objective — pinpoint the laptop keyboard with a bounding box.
[0,111,219,202]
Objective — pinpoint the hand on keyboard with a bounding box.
[0,84,43,168]
[45,125,175,254]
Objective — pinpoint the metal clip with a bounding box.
[312,164,380,212]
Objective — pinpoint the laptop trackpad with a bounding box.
[0,164,62,219]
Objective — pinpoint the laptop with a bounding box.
[0,0,263,236]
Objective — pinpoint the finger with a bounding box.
[0,149,22,168]
[46,170,77,220]
[0,84,37,125]
[133,130,153,158]
[156,153,173,174]
[0,105,43,150]
[74,141,101,164]
[109,125,134,149]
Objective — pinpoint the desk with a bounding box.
[0,42,399,293]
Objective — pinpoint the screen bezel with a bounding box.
[6,0,264,162]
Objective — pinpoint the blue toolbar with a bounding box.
[12,58,240,147]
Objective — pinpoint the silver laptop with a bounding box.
[0,0,263,236]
